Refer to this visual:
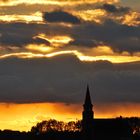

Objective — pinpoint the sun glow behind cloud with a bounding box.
[0,45,140,63]
[26,44,54,53]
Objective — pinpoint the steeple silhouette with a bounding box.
[82,85,94,140]
[84,85,92,108]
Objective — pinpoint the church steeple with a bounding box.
[82,85,94,140]
[84,85,93,108]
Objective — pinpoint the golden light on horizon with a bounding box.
[0,103,81,132]
[0,102,139,131]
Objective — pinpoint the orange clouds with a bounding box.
[122,11,140,26]
[73,9,107,23]
[0,0,119,6]
[1,45,140,63]
[0,12,43,23]
[26,44,54,53]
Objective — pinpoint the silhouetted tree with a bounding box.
[31,119,82,134]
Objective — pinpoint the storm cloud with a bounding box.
[0,56,140,104]
[101,3,130,14]
[43,11,81,24]
[70,20,140,53]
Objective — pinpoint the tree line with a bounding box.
[31,119,82,134]
[31,117,140,136]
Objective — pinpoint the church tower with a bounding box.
[82,85,94,140]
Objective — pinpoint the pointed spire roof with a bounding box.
[84,85,92,106]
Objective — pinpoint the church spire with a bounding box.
[82,85,94,140]
[84,85,92,106]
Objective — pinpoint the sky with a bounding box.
[0,0,140,131]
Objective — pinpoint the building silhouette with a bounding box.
[81,85,133,140]
[0,85,136,140]
[82,85,94,140]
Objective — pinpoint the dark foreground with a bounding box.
[0,118,139,140]
[0,130,139,140]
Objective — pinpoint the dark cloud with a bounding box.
[71,20,140,53]
[69,39,99,48]
[0,34,50,47]
[0,23,51,47]
[101,4,130,14]
[33,37,50,45]
[43,10,81,24]
[0,22,72,49]
[0,18,140,53]
[0,56,140,104]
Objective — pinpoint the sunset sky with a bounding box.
[0,0,140,131]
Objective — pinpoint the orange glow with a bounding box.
[0,0,119,6]
[0,52,44,59]
[74,9,107,23]
[0,103,81,131]
[46,50,78,57]
[0,102,139,131]
[122,11,140,26]
[26,44,54,53]
[0,47,140,63]
[0,12,43,23]
[94,103,140,118]
[36,34,73,47]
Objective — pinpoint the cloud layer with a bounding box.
[0,0,139,58]
[0,56,140,104]
[0,0,140,105]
